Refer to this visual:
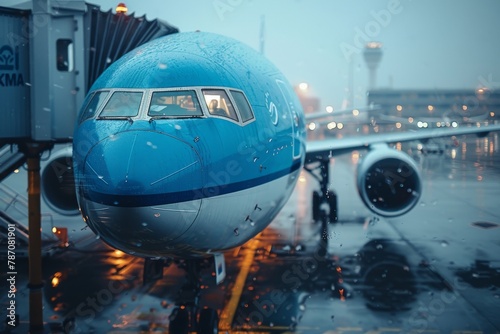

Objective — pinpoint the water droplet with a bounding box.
[158,63,167,69]
[113,201,119,205]
[420,202,426,207]
[95,235,100,239]
[154,213,160,218]
[253,157,259,162]
[174,124,182,130]
[376,243,383,250]
[299,304,306,311]
[441,240,449,247]
[135,242,142,247]
[234,228,239,236]
[141,222,148,227]
[250,221,255,226]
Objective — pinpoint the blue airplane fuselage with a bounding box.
[73,32,306,258]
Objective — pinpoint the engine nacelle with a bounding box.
[41,146,79,216]
[356,146,422,217]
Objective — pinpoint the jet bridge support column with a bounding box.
[20,142,53,333]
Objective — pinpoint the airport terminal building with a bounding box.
[367,88,500,122]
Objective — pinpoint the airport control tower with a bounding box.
[363,42,383,89]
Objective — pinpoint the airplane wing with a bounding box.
[305,123,500,162]
[305,105,380,121]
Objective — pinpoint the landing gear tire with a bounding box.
[312,190,321,222]
[312,189,337,224]
[326,189,338,223]
[198,308,219,334]
[169,307,189,334]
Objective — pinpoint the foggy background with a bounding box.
[4,0,500,110]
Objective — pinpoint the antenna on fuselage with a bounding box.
[259,15,266,55]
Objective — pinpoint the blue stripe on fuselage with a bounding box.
[82,158,302,207]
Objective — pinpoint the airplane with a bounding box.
[39,31,500,333]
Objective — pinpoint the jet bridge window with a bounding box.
[78,91,109,123]
[230,90,254,123]
[56,39,74,71]
[148,90,202,117]
[99,91,143,118]
[202,89,238,121]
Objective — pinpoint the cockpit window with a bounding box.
[79,90,109,123]
[202,89,239,121]
[230,90,254,123]
[99,91,143,118]
[148,90,202,117]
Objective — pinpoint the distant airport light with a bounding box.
[337,122,344,130]
[417,121,423,128]
[396,105,403,112]
[116,2,128,14]
[408,117,414,123]
[462,105,468,111]
[427,105,434,112]
[452,121,458,128]
[325,105,334,113]
[298,82,309,91]
[437,122,442,127]
[352,109,359,116]
[308,122,316,131]
[490,111,495,117]
[395,122,402,129]
[366,41,382,49]
[327,121,337,130]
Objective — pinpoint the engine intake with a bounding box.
[357,147,421,217]
[41,146,79,216]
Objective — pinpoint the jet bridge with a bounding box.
[0,0,178,177]
[0,3,178,330]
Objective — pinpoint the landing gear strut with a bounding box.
[305,158,338,256]
[305,158,338,224]
[168,260,219,334]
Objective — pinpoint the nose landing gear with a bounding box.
[168,260,220,334]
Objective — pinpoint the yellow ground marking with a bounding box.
[219,237,260,330]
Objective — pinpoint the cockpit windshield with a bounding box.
[99,91,143,118]
[88,87,254,124]
[148,90,203,117]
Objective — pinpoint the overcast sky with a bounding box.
[6,0,500,109]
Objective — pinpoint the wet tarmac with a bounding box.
[1,132,500,333]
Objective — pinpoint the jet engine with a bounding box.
[41,146,79,216]
[356,146,422,217]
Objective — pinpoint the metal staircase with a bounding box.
[0,144,26,183]
[0,182,61,258]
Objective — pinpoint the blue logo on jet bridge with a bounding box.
[0,45,24,87]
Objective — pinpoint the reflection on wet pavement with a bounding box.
[1,134,499,333]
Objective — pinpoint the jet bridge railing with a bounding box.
[0,182,57,242]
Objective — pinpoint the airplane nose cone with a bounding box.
[80,131,203,254]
